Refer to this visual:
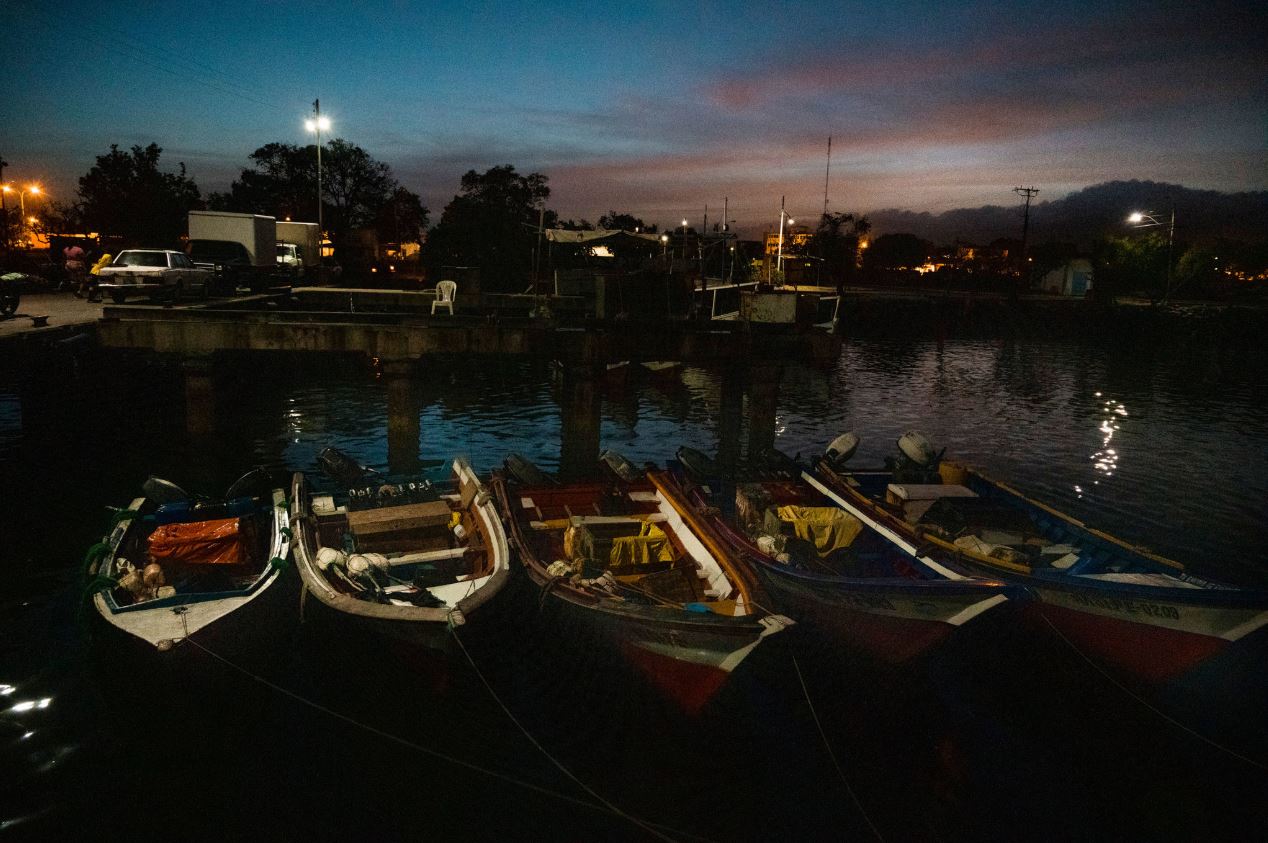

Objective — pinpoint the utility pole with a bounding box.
[1013,186,1039,266]
[314,100,323,235]
[823,135,832,219]
[1014,186,1034,295]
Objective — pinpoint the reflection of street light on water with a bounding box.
[1127,208,1176,303]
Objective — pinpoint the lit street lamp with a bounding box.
[660,233,669,256]
[305,101,331,236]
[3,184,43,245]
[1127,208,1176,303]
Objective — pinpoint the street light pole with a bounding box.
[1127,207,1177,303]
[776,196,795,276]
[305,100,330,237]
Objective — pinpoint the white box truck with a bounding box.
[188,211,277,293]
[275,221,321,280]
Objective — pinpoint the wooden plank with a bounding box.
[347,500,452,537]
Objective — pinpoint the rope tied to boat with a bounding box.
[176,634,703,840]
[448,627,680,843]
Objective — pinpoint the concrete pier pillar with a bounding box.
[716,365,744,475]
[182,357,216,437]
[746,364,781,462]
[558,362,602,483]
[382,359,421,475]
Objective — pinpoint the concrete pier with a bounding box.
[558,363,602,482]
[383,359,421,475]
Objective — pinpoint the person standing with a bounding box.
[64,245,87,298]
[87,251,113,302]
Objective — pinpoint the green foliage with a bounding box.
[76,143,202,247]
[423,165,557,289]
[1091,233,1169,299]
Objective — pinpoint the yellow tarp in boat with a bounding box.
[610,522,674,566]
[776,505,862,556]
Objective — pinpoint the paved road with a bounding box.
[0,292,104,340]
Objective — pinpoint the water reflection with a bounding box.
[0,337,1266,837]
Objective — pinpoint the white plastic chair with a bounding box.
[432,279,456,315]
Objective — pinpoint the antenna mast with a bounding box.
[823,135,832,218]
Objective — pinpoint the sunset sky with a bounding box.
[4,0,1265,232]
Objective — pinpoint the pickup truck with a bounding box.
[97,250,212,303]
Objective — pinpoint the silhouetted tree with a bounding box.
[75,143,202,247]
[218,140,424,249]
[423,165,557,289]
[865,232,933,271]
[373,186,429,245]
[812,211,871,286]
[597,210,655,232]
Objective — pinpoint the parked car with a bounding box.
[188,239,254,295]
[97,250,212,303]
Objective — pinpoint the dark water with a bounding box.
[2,337,1267,840]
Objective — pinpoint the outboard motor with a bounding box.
[504,453,558,486]
[317,447,376,488]
[887,430,944,484]
[823,432,860,469]
[676,446,723,482]
[599,449,641,484]
[142,476,190,505]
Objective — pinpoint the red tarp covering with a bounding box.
[147,517,245,565]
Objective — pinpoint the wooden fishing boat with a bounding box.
[89,471,292,651]
[669,447,1015,662]
[492,461,792,713]
[290,457,511,650]
[812,432,1268,681]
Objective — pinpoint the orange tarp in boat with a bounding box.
[148,517,245,565]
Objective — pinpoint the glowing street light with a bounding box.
[1127,207,1176,303]
[3,184,44,244]
[305,101,331,235]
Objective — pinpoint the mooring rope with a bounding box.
[1038,613,1268,772]
[449,627,685,843]
[180,635,648,822]
[791,654,885,841]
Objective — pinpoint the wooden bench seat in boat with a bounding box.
[346,499,453,553]
[885,483,977,523]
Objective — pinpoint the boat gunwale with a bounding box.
[290,460,511,624]
[491,473,771,635]
[96,489,290,617]
[813,460,1268,608]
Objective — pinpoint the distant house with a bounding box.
[1038,258,1093,296]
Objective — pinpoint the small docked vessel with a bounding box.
[492,458,792,713]
[813,431,1268,680]
[669,447,1015,662]
[89,470,292,651]
[290,455,511,650]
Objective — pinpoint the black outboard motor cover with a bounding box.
[599,449,642,484]
[317,447,375,488]
[504,453,558,486]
